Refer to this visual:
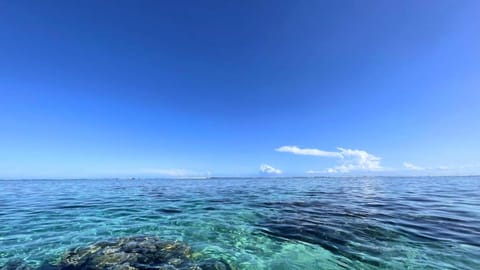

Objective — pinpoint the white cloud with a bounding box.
[275,146,342,158]
[326,168,338,173]
[276,145,382,173]
[334,147,382,172]
[403,162,424,171]
[259,164,282,174]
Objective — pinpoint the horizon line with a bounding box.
[1,175,479,181]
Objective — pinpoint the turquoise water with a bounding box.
[1,177,479,269]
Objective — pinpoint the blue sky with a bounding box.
[1,1,479,178]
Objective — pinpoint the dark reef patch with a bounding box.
[256,198,480,267]
[1,236,232,270]
[255,200,449,268]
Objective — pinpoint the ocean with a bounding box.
[1,177,479,269]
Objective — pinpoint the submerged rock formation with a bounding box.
[1,236,232,270]
[58,236,232,270]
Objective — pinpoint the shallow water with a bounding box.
[1,177,479,269]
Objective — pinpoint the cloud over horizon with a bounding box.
[403,162,425,171]
[276,145,382,173]
[259,164,282,175]
[275,146,342,158]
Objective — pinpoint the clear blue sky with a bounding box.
[1,1,479,178]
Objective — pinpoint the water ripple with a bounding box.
[1,177,479,269]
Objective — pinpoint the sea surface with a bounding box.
[1,177,479,269]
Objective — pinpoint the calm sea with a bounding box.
[1,177,479,269]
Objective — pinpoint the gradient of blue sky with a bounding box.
[1,1,479,178]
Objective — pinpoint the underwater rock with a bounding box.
[56,236,232,270]
[196,259,232,270]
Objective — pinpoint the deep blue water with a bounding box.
[1,177,479,269]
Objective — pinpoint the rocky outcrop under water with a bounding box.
[1,236,232,270]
